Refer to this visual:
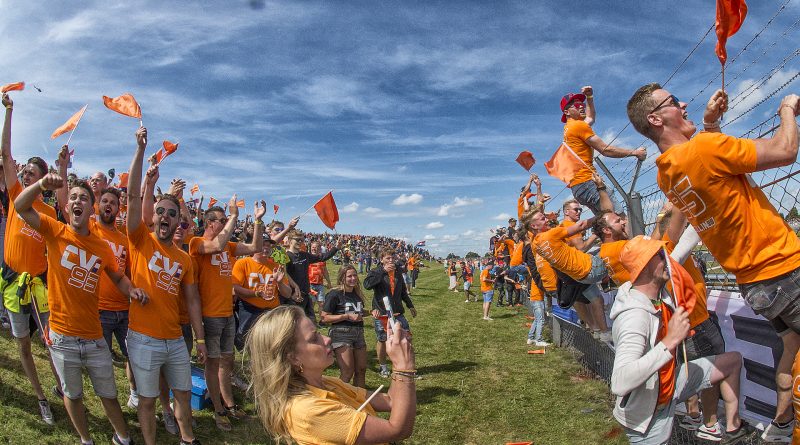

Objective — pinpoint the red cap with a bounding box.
[560,93,586,123]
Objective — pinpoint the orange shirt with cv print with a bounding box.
[533,226,592,281]
[232,257,288,310]
[599,240,630,287]
[663,234,709,328]
[128,223,195,339]
[563,119,596,187]
[37,214,118,339]
[656,132,800,284]
[5,181,56,276]
[189,238,237,317]
[93,221,130,312]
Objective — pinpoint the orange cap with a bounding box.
[619,235,667,283]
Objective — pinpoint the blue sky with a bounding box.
[1,1,799,256]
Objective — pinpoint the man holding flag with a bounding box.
[547,86,646,215]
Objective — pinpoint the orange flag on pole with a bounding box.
[51,105,88,139]
[715,0,748,66]
[190,184,199,195]
[1,82,24,93]
[117,172,129,189]
[208,197,218,208]
[515,151,535,171]
[163,140,178,155]
[102,93,142,119]
[314,192,339,230]
[544,143,589,185]
[273,204,279,215]
[236,199,245,208]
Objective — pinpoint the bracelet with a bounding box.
[391,374,416,383]
[195,339,206,344]
[780,104,796,113]
[4,106,11,110]
[585,95,593,99]
[254,219,264,225]
[392,369,417,373]
[597,186,606,191]
[38,180,47,191]
[702,120,720,127]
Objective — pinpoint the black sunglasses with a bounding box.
[156,207,178,218]
[179,222,190,230]
[209,217,228,225]
[650,94,681,114]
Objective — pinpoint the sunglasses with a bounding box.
[569,207,583,213]
[650,94,681,114]
[209,217,229,225]
[271,227,284,232]
[179,222,190,230]
[156,207,178,218]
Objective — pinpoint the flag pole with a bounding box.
[64,104,88,147]
[665,248,690,380]
[297,189,334,220]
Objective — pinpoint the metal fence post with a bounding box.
[628,191,645,236]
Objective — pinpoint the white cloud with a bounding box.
[442,234,459,242]
[424,234,436,240]
[462,230,476,236]
[392,193,423,206]
[437,196,484,216]
[493,213,512,221]
[340,202,360,213]
[363,207,381,214]
[425,221,444,229]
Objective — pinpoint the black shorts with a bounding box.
[682,317,725,363]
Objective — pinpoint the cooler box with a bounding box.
[552,306,579,324]
[190,365,210,410]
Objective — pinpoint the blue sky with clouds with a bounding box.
[1,1,799,256]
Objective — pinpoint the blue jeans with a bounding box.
[527,300,545,341]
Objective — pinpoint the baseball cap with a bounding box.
[560,93,587,123]
[619,235,667,283]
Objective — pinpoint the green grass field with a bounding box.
[0,261,625,444]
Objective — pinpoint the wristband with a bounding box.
[254,219,264,225]
[4,105,11,110]
[702,120,720,127]
[597,186,606,191]
[585,95,593,99]
[38,180,47,191]
[195,339,205,344]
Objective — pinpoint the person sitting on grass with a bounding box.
[321,265,368,388]
[247,305,417,445]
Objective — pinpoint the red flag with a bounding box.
[236,199,245,208]
[163,140,178,155]
[515,151,535,171]
[273,204,279,214]
[190,184,199,195]
[51,105,88,139]
[117,172,129,189]
[544,143,588,184]
[665,253,697,315]
[1,82,24,93]
[715,0,748,65]
[208,197,218,208]
[102,93,142,119]
[314,192,339,230]
[152,149,166,165]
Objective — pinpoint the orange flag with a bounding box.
[163,140,178,155]
[314,192,339,230]
[190,184,199,195]
[236,199,245,208]
[715,0,748,65]
[515,151,535,171]
[665,252,697,315]
[273,204,279,215]
[1,82,24,93]
[51,105,88,139]
[208,197,218,208]
[102,93,142,119]
[544,143,588,184]
[117,172,129,189]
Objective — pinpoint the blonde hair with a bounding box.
[246,305,308,444]
[335,265,365,301]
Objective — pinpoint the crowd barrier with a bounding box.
[551,289,781,445]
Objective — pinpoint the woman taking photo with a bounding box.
[321,265,367,387]
[247,305,416,445]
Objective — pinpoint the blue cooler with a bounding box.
[190,365,210,410]
[552,306,579,324]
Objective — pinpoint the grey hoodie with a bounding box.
[609,282,675,434]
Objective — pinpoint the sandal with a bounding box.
[214,411,232,432]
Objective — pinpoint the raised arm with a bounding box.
[754,95,799,172]
[271,216,298,244]
[15,173,64,230]
[1,93,18,191]
[126,127,148,234]
[141,164,159,230]
[193,194,239,255]
[234,200,266,256]
[581,86,596,126]
[586,134,646,161]
[55,145,71,217]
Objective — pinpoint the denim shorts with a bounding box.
[579,255,607,285]
[99,309,129,357]
[571,179,622,216]
[126,329,191,398]
[49,330,117,400]
[310,284,326,303]
[203,315,235,358]
[463,281,471,291]
[8,304,49,339]
[682,317,725,362]
[235,299,268,352]
[483,290,494,303]
[372,313,410,342]
[739,266,800,336]
[329,325,367,350]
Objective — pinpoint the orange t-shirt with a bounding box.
[389,274,395,296]
[529,277,543,301]
[533,226,592,281]
[510,241,524,267]
[655,302,676,406]
[128,223,196,339]
[563,119,596,187]
[534,252,557,292]
[656,132,800,284]
[480,268,493,292]
[4,181,56,276]
[189,238,237,318]
[599,240,630,287]
[663,234,709,328]
[37,214,118,339]
[94,222,130,312]
[177,256,200,325]
[232,257,287,310]
[559,219,583,244]
[407,257,416,271]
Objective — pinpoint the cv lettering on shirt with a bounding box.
[148,251,183,295]
[61,245,101,292]
[105,241,127,269]
[211,251,232,276]
[18,215,44,242]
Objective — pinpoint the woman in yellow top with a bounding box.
[247,305,417,445]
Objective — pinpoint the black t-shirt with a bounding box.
[323,289,365,327]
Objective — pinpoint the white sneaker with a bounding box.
[163,410,179,435]
[534,340,551,347]
[38,400,55,425]
[526,338,535,345]
[127,391,139,409]
[761,420,793,443]
[483,316,493,321]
